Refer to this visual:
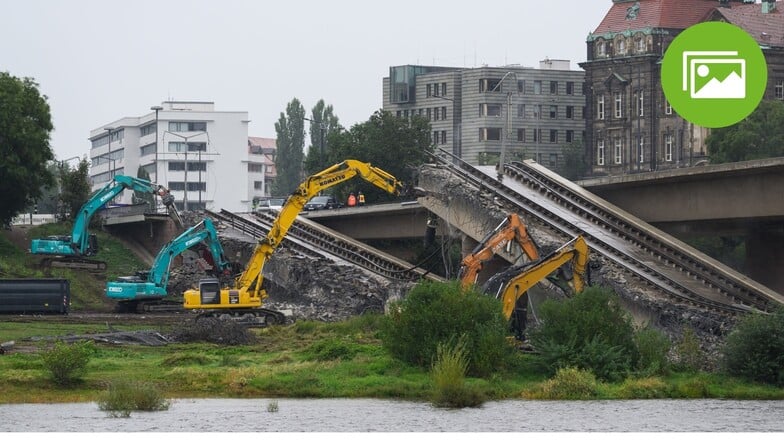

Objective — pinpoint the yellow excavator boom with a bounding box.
[496,235,589,319]
[183,159,403,322]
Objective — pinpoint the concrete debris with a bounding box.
[165,216,416,324]
[30,330,171,346]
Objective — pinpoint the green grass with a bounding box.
[0,321,153,342]
[2,317,783,405]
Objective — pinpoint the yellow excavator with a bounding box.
[483,235,589,339]
[183,159,403,325]
[458,213,540,288]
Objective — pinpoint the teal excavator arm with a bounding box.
[107,218,234,312]
[30,175,179,270]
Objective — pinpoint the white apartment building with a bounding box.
[88,101,276,212]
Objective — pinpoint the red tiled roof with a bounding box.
[594,0,718,34]
[711,3,784,47]
[248,136,276,149]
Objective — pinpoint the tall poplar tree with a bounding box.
[272,98,306,195]
[304,99,341,174]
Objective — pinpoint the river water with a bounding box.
[1,398,783,432]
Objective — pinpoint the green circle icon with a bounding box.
[661,21,767,128]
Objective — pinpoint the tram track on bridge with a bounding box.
[427,150,784,316]
[206,209,438,283]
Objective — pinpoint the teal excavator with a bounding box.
[106,218,237,313]
[30,175,182,271]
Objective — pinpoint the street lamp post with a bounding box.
[104,127,114,179]
[431,94,461,162]
[150,105,163,212]
[489,72,519,179]
[163,131,208,212]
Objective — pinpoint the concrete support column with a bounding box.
[746,225,784,294]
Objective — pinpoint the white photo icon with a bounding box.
[682,51,746,99]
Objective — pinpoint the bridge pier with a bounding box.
[746,224,784,294]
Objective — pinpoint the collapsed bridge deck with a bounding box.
[418,150,784,320]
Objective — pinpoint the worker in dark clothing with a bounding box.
[347,192,357,207]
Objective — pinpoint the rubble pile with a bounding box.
[262,250,415,322]
[166,215,415,323]
[169,317,257,345]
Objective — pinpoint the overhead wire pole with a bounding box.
[150,105,163,212]
[489,71,518,180]
[432,94,460,163]
[163,130,208,212]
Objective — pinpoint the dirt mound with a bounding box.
[168,317,257,345]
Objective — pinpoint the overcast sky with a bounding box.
[2,0,609,162]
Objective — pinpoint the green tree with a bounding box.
[304,99,341,175]
[272,98,306,195]
[58,158,91,221]
[326,110,432,203]
[559,140,588,180]
[721,307,784,386]
[134,166,154,211]
[707,100,784,164]
[0,72,55,226]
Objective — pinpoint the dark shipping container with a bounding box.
[0,279,70,314]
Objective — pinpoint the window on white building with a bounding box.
[140,143,156,156]
[168,121,206,132]
[140,123,156,137]
[614,138,622,164]
[168,142,206,152]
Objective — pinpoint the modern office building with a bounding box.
[383,60,586,170]
[88,101,276,212]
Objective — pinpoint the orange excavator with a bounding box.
[458,213,540,288]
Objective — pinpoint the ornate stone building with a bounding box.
[582,0,784,177]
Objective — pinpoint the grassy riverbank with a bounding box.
[1,316,783,404]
